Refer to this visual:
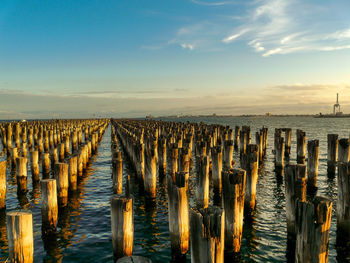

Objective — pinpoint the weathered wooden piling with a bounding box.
[167,172,189,258]
[338,138,350,163]
[296,130,306,164]
[284,164,307,239]
[196,156,210,208]
[7,211,33,263]
[11,147,19,170]
[42,152,51,178]
[223,140,233,169]
[211,146,223,194]
[111,195,133,260]
[31,151,40,180]
[222,168,246,252]
[295,196,332,263]
[327,134,338,175]
[337,162,350,235]
[54,163,69,207]
[112,152,123,194]
[284,128,292,159]
[144,149,157,199]
[16,157,28,193]
[190,206,225,263]
[275,137,285,169]
[69,155,78,191]
[307,140,319,189]
[0,161,6,209]
[241,144,259,213]
[50,148,58,170]
[234,126,240,150]
[59,143,65,162]
[255,131,263,162]
[41,179,58,233]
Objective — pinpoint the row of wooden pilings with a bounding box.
[0,119,109,262]
[273,128,350,262]
[108,119,347,262]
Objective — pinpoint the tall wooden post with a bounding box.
[338,138,350,163]
[295,197,332,263]
[296,130,306,164]
[307,140,319,189]
[211,146,223,194]
[285,164,307,239]
[190,206,225,263]
[337,162,350,236]
[0,161,6,209]
[196,156,209,208]
[167,172,189,258]
[16,157,28,193]
[7,211,34,263]
[222,168,246,252]
[111,195,133,260]
[241,144,259,213]
[54,163,69,207]
[41,179,58,233]
[327,134,338,175]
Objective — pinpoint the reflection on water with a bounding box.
[0,117,349,262]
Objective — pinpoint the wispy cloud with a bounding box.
[190,0,237,6]
[180,43,195,50]
[220,0,350,56]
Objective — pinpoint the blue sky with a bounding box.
[0,0,350,118]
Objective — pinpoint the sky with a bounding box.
[0,0,350,118]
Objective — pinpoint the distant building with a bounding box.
[266,112,271,116]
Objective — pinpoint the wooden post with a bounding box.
[295,196,332,263]
[327,134,338,175]
[170,146,178,178]
[178,148,190,174]
[307,140,319,189]
[255,131,263,162]
[7,211,33,263]
[69,156,78,191]
[223,140,233,169]
[78,151,84,177]
[234,126,240,150]
[111,195,133,260]
[284,128,292,160]
[196,156,209,208]
[239,130,246,157]
[11,147,19,170]
[144,149,157,199]
[54,163,69,207]
[338,138,350,163]
[211,146,223,194]
[167,172,189,258]
[65,135,70,157]
[222,168,246,252]
[59,143,65,162]
[241,144,259,213]
[50,148,58,171]
[284,164,307,239]
[41,179,58,233]
[112,152,123,194]
[42,152,51,179]
[275,137,285,169]
[0,161,6,209]
[159,137,167,176]
[296,130,306,164]
[16,157,28,193]
[190,206,225,263]
[337,162,350,236]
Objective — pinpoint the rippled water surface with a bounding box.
[0,116,349,262]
